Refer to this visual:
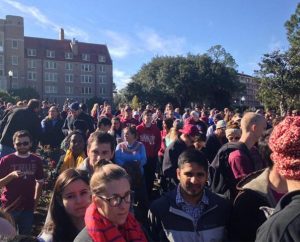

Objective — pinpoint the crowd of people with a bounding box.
[0,98,299,242]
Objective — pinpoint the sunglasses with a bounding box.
[15,141,30,147]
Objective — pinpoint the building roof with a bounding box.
[24,36,112,65]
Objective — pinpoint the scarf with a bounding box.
[60,149,86,173]
[85,203,147,242]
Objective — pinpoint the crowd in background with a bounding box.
[0,98,299,241]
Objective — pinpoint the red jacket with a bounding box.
[136,122,161,158]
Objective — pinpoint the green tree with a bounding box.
[0,90,17,103]
[256,4,300,115]
[123,54,242,109]
[10,87,40,100]
[86,96,103,112]
[131,95,140,110]
[207,45,238,69]
[256,51,299,115]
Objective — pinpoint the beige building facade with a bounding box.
[0,15,113,105]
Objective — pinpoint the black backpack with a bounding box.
[209,142,253,201]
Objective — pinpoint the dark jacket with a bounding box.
[0,107,41,149]
[148,188,231,242]
[62,112,94,135]
[40,118,65,148]
[255,190,300,242]
[162,138,188,182]
[203,133,227,163]
[229,168,283,242]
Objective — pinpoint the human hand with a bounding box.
[10,170,24,178]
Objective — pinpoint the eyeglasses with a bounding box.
[15,141,30,147]
[97,191,133,207]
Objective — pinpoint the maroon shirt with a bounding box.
[229,149,255,180]
[0,153,44,211]
[136,123,161,158]
[120,117,139,129]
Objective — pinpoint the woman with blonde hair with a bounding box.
[74,164,147,242]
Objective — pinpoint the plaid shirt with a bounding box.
[176,185,209,225]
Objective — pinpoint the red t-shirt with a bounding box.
[0,153,44,211]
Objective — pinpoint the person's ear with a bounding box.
[176,168,181,181]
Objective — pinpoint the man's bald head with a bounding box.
[241,112,266,131]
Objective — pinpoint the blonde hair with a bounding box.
[90,164,129,195]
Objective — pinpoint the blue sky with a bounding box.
[0,0,298,90]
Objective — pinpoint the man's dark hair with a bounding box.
[178,148,208,171]
[27,99,40,110]
[87,131,115,151]
[258,129,273,167]
[13,130,33,143]
[97,117,112,128]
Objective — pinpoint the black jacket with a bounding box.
[148,188,231,242]
[0,107,41,149]
[40,118,64,148]
[62,112,94,135]
[162,138,188,182]
[255,190,300,242]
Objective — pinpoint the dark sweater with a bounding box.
[255,190,300,242]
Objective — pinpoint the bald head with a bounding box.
[241,112,266,131]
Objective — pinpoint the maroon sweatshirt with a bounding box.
[136,122,161,158]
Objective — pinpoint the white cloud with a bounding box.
[3,0,89,41]
[103,30,132,58]
[137,28,186,55]
[113,69,132,89]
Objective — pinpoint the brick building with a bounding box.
[0,15,113,104]
[236,72,261,107]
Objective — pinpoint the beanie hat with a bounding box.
[269,116,300,180]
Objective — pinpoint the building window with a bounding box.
[45,72,58,82]
[81,86,92,94]
[27,71,37,81]
[45,61,57,69]
[65,74,73,83]
[46,50,55,58]
[65,86,74,94]
[82,53,90,61]
[0,69,4,76]
[12,56,18,65]
[81,64,92,72]
[65,63,73,71]
[27,59,36,69]
[98,55,106,63]
[80,75,93,83]
[45,85,58,93]
[12,40,18,49]
[100,87,106,94]
[98,75,106,84]
[0,55,3,65]
[65,52,73,60]
[0,39,3,52]
[27,49,37,56]
[99,65,106,73]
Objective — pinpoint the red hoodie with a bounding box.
[136,122,161,158]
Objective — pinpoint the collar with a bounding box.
[175,185,209,207]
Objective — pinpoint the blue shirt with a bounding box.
[176,185,209,225]
[115,141,147,174]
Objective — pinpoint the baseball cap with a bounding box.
[69,102,80,111]
[179,124,200,137]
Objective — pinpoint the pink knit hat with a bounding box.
[269,116,300,179]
